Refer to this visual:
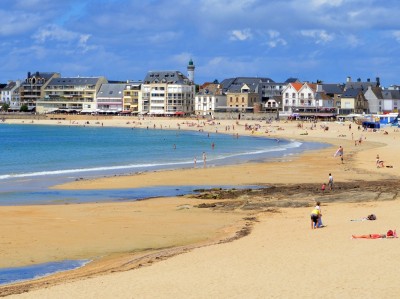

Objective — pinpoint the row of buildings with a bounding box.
[1,60,400,118]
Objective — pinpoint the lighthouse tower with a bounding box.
[187,59,195,83]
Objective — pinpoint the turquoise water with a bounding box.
[0,124,302,179]
[0,123,328,205]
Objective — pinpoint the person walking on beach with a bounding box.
[334,146,344,163]
[202,152,207,167]
[328,173,333,190]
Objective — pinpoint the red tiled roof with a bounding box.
[305,83,317,91]
[291,82,303,91]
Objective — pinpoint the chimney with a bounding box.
[28,72,31,78]
[367,78,370,82]
[376,77,380,87]
[346,76,351,82]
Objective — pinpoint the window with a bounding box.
[292,93,295,98]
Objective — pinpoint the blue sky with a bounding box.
[1,0,400,86]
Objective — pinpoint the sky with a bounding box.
[1,0,400,87]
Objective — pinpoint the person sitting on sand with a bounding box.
[352,230,397,239]
[376,159,385,168]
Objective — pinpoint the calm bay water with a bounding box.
[0,123,328,205]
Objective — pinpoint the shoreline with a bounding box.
[1,117,400,297]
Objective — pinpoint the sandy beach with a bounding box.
[1,116,400,298]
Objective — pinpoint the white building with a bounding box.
[381,89,400,113]
[195,83,226,116]
[281,82,317,113]
[141,71,195,116]
[1,80,20,106]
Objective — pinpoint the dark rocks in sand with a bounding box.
[190,180,400,211]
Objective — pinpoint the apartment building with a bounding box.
[141,71,195,115]
[123,81,141,114]
[281,82,317,113]
[20,72,60,111]
[36,76,107,114]
[194,82,226,116]
[96,83,126,113]
[225,83,260,112]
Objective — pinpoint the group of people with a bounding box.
[311,201,397,238]
[321,173,334,192]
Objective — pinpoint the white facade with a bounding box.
[195,94,227,116]
[282,83,301,112]
[1,80,21,105]
[298,84,317,107]
[282,83,317,113]
[364,86,381,114]
[141,83,195,115]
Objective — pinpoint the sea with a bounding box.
[0,123,329,205]
[0,123,329,285]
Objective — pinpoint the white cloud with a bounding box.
[201,0,257,13]
[300,30,334,44]
[171,52,193,65]
[310,0,344,7]
[344,34,363,48]
[147,31,181,44]
[0,12,42,36]
[393,31,400,42]
[266,30,287,48]
[32,25,95,53]
[229,29,252,41]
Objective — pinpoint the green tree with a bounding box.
[20,104,29,112]
[1,103,10,111]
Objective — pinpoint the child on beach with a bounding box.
[321,183,326,192]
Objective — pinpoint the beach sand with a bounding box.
[1,117,400,298]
